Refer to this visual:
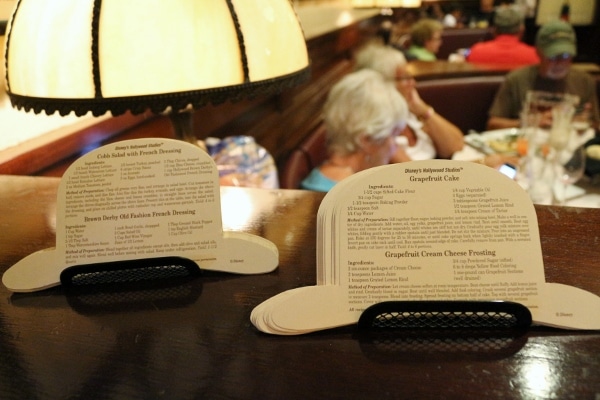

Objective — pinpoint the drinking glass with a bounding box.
[521,109,553,204]
[572,106,591,135]
[524,91,579,129]
[521,90,580,205]
[548,102,576,150]
[553,145,586,206]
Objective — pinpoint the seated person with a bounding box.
[442,3,465,28]
[406,19,444,61]
[469,0,496,28]
[354,42,464,160]
[487,20,599,130]
[467,7,539,66]
[300,69,408,192]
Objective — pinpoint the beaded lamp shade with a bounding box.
[3,0,310,136]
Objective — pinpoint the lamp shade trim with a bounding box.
[91,0,102,98]
[2,0,21,95]
[8,68,310,117]
[226,0,250,83]
[4,0,311,117]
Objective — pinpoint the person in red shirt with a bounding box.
[467,7,539,66]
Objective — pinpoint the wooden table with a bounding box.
[0,175,599,399]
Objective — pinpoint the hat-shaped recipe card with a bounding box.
[252,160,600,334]
[3,138,278,292]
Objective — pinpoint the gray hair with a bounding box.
[354,42,407,81]
[324,69,408,155]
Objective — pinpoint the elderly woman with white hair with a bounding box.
[354,42,465,162]
[300,69,409,192]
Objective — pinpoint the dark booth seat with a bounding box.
[416,75,506,134]
[418,74,600,134]
[436,28,493,60]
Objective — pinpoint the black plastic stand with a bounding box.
[60,257,202,314]
[358,300,532,331]
[355,301,532,361]
[60,256,201,289]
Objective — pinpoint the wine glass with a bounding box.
[572,106,592,136]
[554,146,586,206]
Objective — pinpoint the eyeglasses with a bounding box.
[547,53,573,62]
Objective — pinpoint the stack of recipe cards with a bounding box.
[3,138,278,292]
[251,160,600,335]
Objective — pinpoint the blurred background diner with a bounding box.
[406,18,445,60]
[1,0,599,202]
[1,3,600,396]
[467,6,540,65]
[470,0,497,27]
[487,19,599,131]
[442,3,466,28]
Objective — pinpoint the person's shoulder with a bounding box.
[469,40,493,51]
[505,65,538,80]
[467,39,497,56]
[407,46,436,61]
[300,167,335,192]
[565,68,597,96]
[406,45,422,55]
[567,67,596,83]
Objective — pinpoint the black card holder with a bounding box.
[358,300,532,331]
[356,301,531,361]
[60,256,201,289]
[59,257,201,315]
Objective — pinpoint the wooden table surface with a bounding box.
[0,175,599,400]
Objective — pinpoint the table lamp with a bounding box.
[3,0,310,143]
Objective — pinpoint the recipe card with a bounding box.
[3,138,278,292]
[335,161,542,310]
[252,160,600,334]
[58,138,222,267]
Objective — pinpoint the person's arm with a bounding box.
[419,108,465,158]
[407,88,464,158]
[480,154,520,168]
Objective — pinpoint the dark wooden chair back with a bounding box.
[279,123,328,189]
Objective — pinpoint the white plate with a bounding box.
[465,128,521,155]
